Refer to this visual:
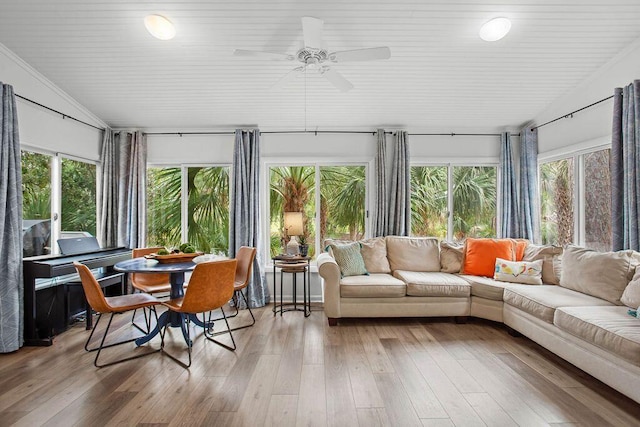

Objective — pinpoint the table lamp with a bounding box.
[284,212,304,255]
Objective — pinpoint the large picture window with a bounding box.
[147,166,229,254]
[268,164,367,259]
[411,164,497,242]
[540,148,611,250]
[21,150,52,256]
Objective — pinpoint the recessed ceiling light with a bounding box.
[144,14,176,40]
[479,17,511,42]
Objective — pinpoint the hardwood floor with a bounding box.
[1,306,639,427]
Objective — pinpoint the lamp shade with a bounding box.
[284,212,304,236]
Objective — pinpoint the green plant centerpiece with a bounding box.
[298,235,309,257]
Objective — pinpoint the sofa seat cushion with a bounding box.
[393,271,470,297]
[340,274,406,298]
[460,275,513,301]
[554,306,640,367]
[503,285,613,323]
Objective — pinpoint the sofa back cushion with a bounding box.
[385,236,440,272]
[560,245,639,305]
[621,268,640,309]
[522,243,563,285]
[328,242,369,277]
[440,241,464,273]
[461,238,516,278]
[359,237,391,274]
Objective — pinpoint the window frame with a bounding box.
[410,160,500,242]
[146,162,232,251]
[21,146,100,255]
[538,141,611,247]
[262,158,371,266]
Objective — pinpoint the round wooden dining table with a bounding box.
[114,257,202,346]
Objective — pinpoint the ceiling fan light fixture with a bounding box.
[479,17,511,42]
[144,14,176,40]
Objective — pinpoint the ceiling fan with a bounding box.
[234,17,391,92]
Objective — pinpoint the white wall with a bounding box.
[534,37,640,154]
[0,43,104,160]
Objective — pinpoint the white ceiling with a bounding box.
[1,0,639,132]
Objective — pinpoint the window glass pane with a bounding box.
[61,158,96,237]
[22,151,52,256]
[269,166,316,258]
[452,166,497,242]
[584,149,611,251]
[320,166,366,242]
[540,158,574,246]
[410,166,448,239]
[187,166,229,254]
[147,167,181,250]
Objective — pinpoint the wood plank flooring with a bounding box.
[1,307,639,427]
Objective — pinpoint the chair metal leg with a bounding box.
[204,307,236,351]
[87,311,160,368]
[209,289,256,335]
[161,315,194,368]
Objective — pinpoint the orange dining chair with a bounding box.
[209,246,257,333]
[73,261,161,368]
[130,247,173,333]
[160,259,237,368]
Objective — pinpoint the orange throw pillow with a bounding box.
[513,239,529,261]
[462,238,516,277]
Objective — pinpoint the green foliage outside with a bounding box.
[61,158,97,236]
[22,151,51,220]
[147,166,229,254]
[411,166,497,242]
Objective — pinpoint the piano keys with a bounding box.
[23,247,132,346]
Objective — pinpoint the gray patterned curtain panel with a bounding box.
[230,129,269,308]
[611,80,640,251]
[499,132,520,238]
[372,129,388,237]
[0,82,24,352]
[388,131,411,236]
[519,126,541,243]
[99,128,118,248]
[116,131,147,249]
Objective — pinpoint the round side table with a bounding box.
[272,256,311,317]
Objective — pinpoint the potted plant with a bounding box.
[298,235,309,257]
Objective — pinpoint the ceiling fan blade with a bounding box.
[329,47,391,62]
[233,49,294,61]
[321,68,354,92]
[302,16,324,49]
[271,67,304,91]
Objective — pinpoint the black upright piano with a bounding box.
[23,247,132,346]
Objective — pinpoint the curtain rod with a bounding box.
[15,94,106,132]
[531,95,614,131]
[144,130,517,137]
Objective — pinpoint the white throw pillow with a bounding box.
[621,268,640,309]
[494,258,543,285]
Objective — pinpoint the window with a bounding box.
[268,164,367,259]
[452,166,497,241]
[61,158,97,236]
[540,148,610,249]
[584,149,611,251]
[410,166,448,240]
[22,150,52,256]
[411,165,497,242]
[147,166,229,254]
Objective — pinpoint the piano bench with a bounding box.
[65,272,126,330]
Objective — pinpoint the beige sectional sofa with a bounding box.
[317,236,640,403]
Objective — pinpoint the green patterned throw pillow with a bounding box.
[328,242,369,277]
